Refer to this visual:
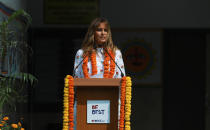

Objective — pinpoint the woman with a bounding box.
[73,17,125,129]
[73,17,125,78]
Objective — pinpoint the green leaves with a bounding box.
[0,72,38,112]
[10,72,38,86]
[1,9,32,31]
[0,9,37,113]
[0,79,18,111]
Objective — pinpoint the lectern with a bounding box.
[74,78,121,130]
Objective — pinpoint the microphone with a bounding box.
[72,53,88,77]
[103,47,125,77]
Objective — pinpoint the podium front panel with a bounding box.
[76,86,119,130]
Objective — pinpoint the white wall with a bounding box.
[27,0,210,28]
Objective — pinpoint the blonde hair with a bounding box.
[81,17,117,57]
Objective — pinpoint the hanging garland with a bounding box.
[82,49,115,78]
[120,76,132,130]
[63,49,132,130]
[82,55,89,78]
[119,76,126,130]
[63,76,69,130]
[103,50,110,78]
[68,76,74,130]
[63,75,74,130]
[90,51,97,75]
[63,75,132,130]
[125,76,132,130]
[108,50,115,78]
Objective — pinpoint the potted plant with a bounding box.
[0,9,37,121]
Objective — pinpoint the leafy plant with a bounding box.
[0,9,37,116]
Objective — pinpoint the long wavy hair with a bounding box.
[81,17,118,57]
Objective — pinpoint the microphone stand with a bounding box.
[73,53,88,77]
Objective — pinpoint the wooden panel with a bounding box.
[76,87,119,130]
[74,78,121,87]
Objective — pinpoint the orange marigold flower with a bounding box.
[1,121,6,124]
[20,128,25,130]
[11,124,18,128]
[18,122,22,127]
[0,124,4,127]
[3,117,9,121]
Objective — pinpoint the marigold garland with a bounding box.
[125,76,132,130]
[82,55,89,78]
[103,51,110,78]
[63,75,74,130]
[119,76,126,130]
[82,50,115,78]
[65,48,132,130]
[63,75,132,130]
[108,50,115,78]
[120,76,132,130]
[90,51,97,75]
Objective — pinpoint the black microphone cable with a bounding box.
[72,53,88,77]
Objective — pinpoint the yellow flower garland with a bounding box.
[125,76,132,130]
[63,75,74,130]
[63,75,69,130]
[63,75,132,130]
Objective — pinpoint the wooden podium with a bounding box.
[74,78,121,130]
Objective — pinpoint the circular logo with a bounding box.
[122,39,156,79]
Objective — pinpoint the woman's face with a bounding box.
[94,22,108,45]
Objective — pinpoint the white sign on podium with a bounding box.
[87,100,110,123]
